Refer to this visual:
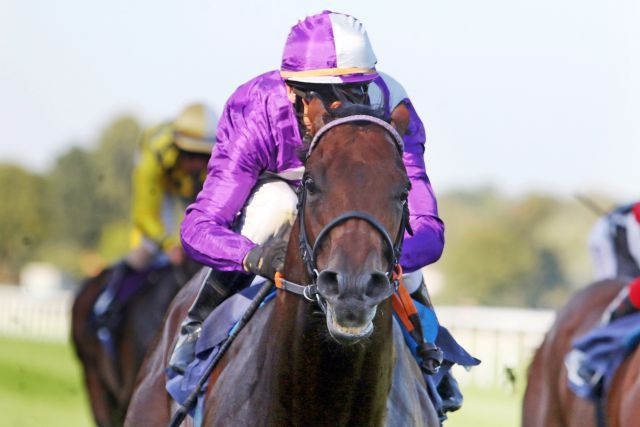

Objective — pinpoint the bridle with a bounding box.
[274,115,413,311]
[168,116,419,427]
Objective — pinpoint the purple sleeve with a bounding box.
[399,100,445,272]
[180,88,274,272]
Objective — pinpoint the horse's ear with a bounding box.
[391,102,410,136]
[306,96,330,136]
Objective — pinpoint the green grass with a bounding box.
[0,336,93,427]
[0,336,522,426]
[447,385,521,427]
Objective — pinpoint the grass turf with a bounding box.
[0,336,522,426]
[0,336,93,427]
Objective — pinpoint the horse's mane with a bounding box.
[297,103,389,162]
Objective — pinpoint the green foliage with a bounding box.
[47,147,104,247]
[93,117,140,219]
[435,189,606,308]
[98,220,132,263]
[0,115,140,281]
[0,165,47,280]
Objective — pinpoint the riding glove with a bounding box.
[243,238,287,280]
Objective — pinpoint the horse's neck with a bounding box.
[264,235,394,425]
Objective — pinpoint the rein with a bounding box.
[276,115,412,310]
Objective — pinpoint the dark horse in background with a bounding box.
[126,99,440,426]
[522,278,640,427]
[72,259,200,426]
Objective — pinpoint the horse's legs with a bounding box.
[79,361,118,427]
[72,273,119,426]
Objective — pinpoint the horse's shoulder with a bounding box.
[71,269,110,355]
[203,301,282,424]
[551,279,626,337]
[385,321,437,427]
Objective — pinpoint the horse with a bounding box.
[522,278,640,427]
[72,259,200,426]
[125,99,440,426]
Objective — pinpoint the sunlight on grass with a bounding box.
[0,337,93,427]
[446,384,521,427]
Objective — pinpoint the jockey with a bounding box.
[172,11,458,413]
[590,202,640,323]
[93,103,216,336]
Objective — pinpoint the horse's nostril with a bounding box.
[317,270,340,297]
[366,272,392,300]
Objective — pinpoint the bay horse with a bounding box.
[126,99,440,426]
[72,260,200,426]
[522,278,640,427]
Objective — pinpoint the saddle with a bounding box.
[566,311,640,400]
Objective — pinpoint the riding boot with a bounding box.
[437,370,464,414]
[169,268,254,374]
[409,280,444,375]
[411,280,464,413]
[93,261,133,346]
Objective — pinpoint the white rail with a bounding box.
[0,285,556,387]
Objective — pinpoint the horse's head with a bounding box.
[298,98,411,344]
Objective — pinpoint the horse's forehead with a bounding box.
[314,125,399,168]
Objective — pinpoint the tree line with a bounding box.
[0,116,140,280]
[0,115,608,308]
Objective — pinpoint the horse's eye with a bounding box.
[399,188,409,202]
[305,177,318,194]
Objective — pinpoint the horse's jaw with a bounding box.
[325,304,376,344]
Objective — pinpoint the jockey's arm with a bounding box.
[180,98,272,272]
[395,99,445,272]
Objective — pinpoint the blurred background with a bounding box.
[1,0,638,426]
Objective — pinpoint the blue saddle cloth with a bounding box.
[166,282,479,424]
[566,312,640,400]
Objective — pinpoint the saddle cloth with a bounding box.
[566,312,640,400]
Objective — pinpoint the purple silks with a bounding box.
[281,12,337,72]
[180,71,444,274]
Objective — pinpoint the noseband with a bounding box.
[275,115,413,310]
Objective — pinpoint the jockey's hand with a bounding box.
[243,238,287,281]
[167,245,185,266]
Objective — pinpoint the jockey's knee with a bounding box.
[124,241,157,271]
[403,270,425,294]
[239,179,298,244]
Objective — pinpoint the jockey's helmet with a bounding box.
[281,11,378,85]
[173,103,217,154]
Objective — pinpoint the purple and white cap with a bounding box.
[281,11,378,84]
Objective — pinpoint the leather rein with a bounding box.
[274,115,413,312]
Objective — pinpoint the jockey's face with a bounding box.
[286,83,359,137]
[286,84,314,134]
[177,152,209,174]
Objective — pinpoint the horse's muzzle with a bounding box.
[316,269,393,344]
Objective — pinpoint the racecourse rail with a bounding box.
[0,284,554,388]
